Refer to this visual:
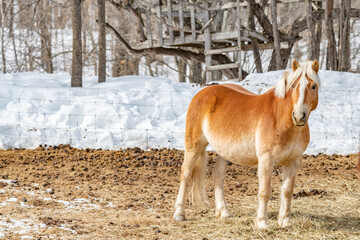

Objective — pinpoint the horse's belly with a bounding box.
[203,117,258,165]
[208,135,258,166]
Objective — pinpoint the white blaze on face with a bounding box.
[293,75,309,122]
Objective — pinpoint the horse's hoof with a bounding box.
[216,207,231,219]
[174,215,186,222]
[278,217,291,228]
[257,220,269,229]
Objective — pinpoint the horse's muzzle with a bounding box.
[292,111,307,126]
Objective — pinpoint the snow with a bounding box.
[0,181,115,238]
[0,71,359,154]
[0,217,44,239]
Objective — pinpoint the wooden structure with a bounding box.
[132,0,290,82]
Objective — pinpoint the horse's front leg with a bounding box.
[278,159,300,228]
[256,154,274,229]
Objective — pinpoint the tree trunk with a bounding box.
[247,6,262,73]
[345,3,351,70]
[39,1,53,73]
[146,57,154,76]
[9,1,18,71]
[306,0,316,60]
[175,57,187,82]
[18,0,27,26]
[71,0,82,87]
[61,28,66,72]
[27,29,34,71]
[270,0,281,70]
[88,29,97,76]
[268,44,294,71]
[82,29,87,57]
[338,0,351,71]
[189,61,203,84]
[324,0,337,70]
[314,21,322,61]
[98,0,106,83]
[1,0,7,73]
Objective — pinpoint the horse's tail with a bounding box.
[189,150,208,206]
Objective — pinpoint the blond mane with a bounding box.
[275,61,321,99]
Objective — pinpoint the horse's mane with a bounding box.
[275,61,321,99]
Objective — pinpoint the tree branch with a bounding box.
[246,0,289,41]
[247,0,360,43]
[107,0,146,41]
[289,8,360,40]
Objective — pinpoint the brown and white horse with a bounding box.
[173,59,320,229]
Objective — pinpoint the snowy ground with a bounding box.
[0,70,359,154]
[0,179,110,239]
[0,147,358,239]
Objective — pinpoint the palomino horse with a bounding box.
[173,59,320,229]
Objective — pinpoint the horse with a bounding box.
[173,59,320,229]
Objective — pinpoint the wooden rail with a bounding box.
[134,0,294,82]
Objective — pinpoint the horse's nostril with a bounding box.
[301,112,306,121]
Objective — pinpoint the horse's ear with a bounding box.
[292,59,299,72]
[312,59,319,73]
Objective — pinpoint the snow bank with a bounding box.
[0,71,359,154]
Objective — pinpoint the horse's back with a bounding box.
[221,83,257,96]
[187,84,263,120]
[186,84,263,130]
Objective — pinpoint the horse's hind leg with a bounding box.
[173,146,206,221]
[213,155,231,218]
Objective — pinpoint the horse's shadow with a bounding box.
[268,211,360,231]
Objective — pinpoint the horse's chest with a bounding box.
[273,136,307,165]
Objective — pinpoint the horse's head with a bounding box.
[275,59,320,127]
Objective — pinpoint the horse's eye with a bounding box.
[312,85,316,90]
[291,84,295,88]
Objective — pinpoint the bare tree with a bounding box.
[338,0,351,71]
[306,0,316,60]
[71,0,83,87]
[314,20,322,61]
[9,0,18,70]
[189,61,203,84]
[324,0,337,70]
[271,0,281,70]
[247,6,262,73]
[175,57,186,82]
[0,0,11,73]
[38,1,53,73]
[98,0,106,83]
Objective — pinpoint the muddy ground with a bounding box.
[0,145,359,239]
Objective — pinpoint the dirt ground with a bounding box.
[0,145,359,239]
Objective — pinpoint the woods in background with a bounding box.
[0,0,359,86]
